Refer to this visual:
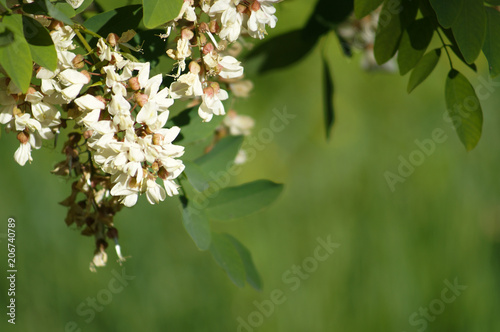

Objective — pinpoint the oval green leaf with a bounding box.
[0,15,33,92]
[225,234,263,291]
[483,7,500,78]
[22,16,57,71]
[398,18,435,75]
[429,0,464,28]
[407,48,441,93]
[209,232,246,287]
[451,0,486,64]
[182,205,211,251]
[354,0,384,19]
[142,0,183,29]
[445,69,483,151]
[183,160,210,192]
[167,106,224,145]
[205,180,284,221]
[195,135,244,179]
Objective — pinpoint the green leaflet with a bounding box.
[445,70,483,151]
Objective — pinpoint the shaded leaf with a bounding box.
[354,0,385,19]
[374,0,418,65]
[183,160,210,192]
[142,0,183,29]
[182,204,211,251]
[44,0,74,25]
[0,15,33,92]
[195,135,244,178]
[210,232,246,287]
[483,7,500,78]
[22,16,57,71]
[75,0,94,14]
[0,28,14,47]
[398,18,434,75]
[445,69,483,150]
[407,48,441,93]
[94,0,141,12]
[322,56,335,138]
[226,234,262,291]
[167,106,224,144]
[205,180,284,221]
[429,0,464,28]
[441,28,477,72]
[84,5,143,38]
[451,0,486,64]
[246,29,318,74]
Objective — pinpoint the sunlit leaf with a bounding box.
[205,180,284,221]
[445,69,483,150]
[407,49,441,93]
[22,16,57,71]
[142,0,183,29]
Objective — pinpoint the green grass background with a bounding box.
[2,1,500,331]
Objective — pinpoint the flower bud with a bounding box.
[209,20,219,34]
[199,33,207,45]
[83,130,93,139]
[107,33,120,47]
[158,167,169,180]
[189,61,201,74]
[134,92,149,107]
[203,43,214,55]
[95,95,106,105]
[151,161,159,172]
[250,1,261,11]
[17,131,29,144]
[72,54,85,69]
[152,133,163,145]
[26,87,37,95]
[106,227,119,239]
[199,22,209,33]
[48,19,63,31]
[203,86,214,98]
[181,28,194,40]
[237,4,247,13]
[128,77,141,91]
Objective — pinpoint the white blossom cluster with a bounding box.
[337,9,397,72]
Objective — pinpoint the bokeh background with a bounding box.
[2,1,500,331]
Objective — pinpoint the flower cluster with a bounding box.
[0,0,280,270]
[336,9,397,72]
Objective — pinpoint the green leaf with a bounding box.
[397,18,434,75]
[142,0,183,29]
[322,55,335,138]
[195,135,244,178]
[483,7,500,78]
[450,0,486,64]
[167,107,224,144]
[485,0,500,5]
[44,0,74,25]
[84,5,143,38]
[0,15,33,92]
[354,0,385,18]
[209,232,246,287]
[445,70,483,151]
[441,28,478,72]
[374,0,418,65]
[22,16,57,71]
[183,160,210,192]
[94,0,141,12]
[205,180,284,221]
[0,28,14,47]
[225,234,263,291]
[182,204,211,251]
[407,48,441,93]
[0,0,8,10]
[429,0,464,28]
[75,0,94,14]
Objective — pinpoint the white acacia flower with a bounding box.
[209,0,243,42]
[169,72,203,99]
[223,110,255,136]
[203,52,243,79]
[198,84,229,122]
[14,141,33,166]
[246,0,278,39]
[66,0,85,9]
[0,78,16,124]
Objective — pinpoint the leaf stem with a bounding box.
[436,29,453,69]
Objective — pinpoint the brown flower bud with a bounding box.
[152,133,163,145]
[26,87,37,95]
[151,161,159,172]
[83,130,93,140]
[189,61,201,74]
[106,227,119,239]
[199,22,209,33]
[181,28,194,40]
[158,167,169,180]
[72,54,85,69]
[237,4,247,13]
[203,43,214,55]
[107,33,120,47]
[128,77,141,91]
[134,92,149,107]
[48,19,64,31]
[17,131,29,144]
[250,1,261,11]
[209,20,219,34]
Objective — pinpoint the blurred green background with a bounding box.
[2,1,500,331]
